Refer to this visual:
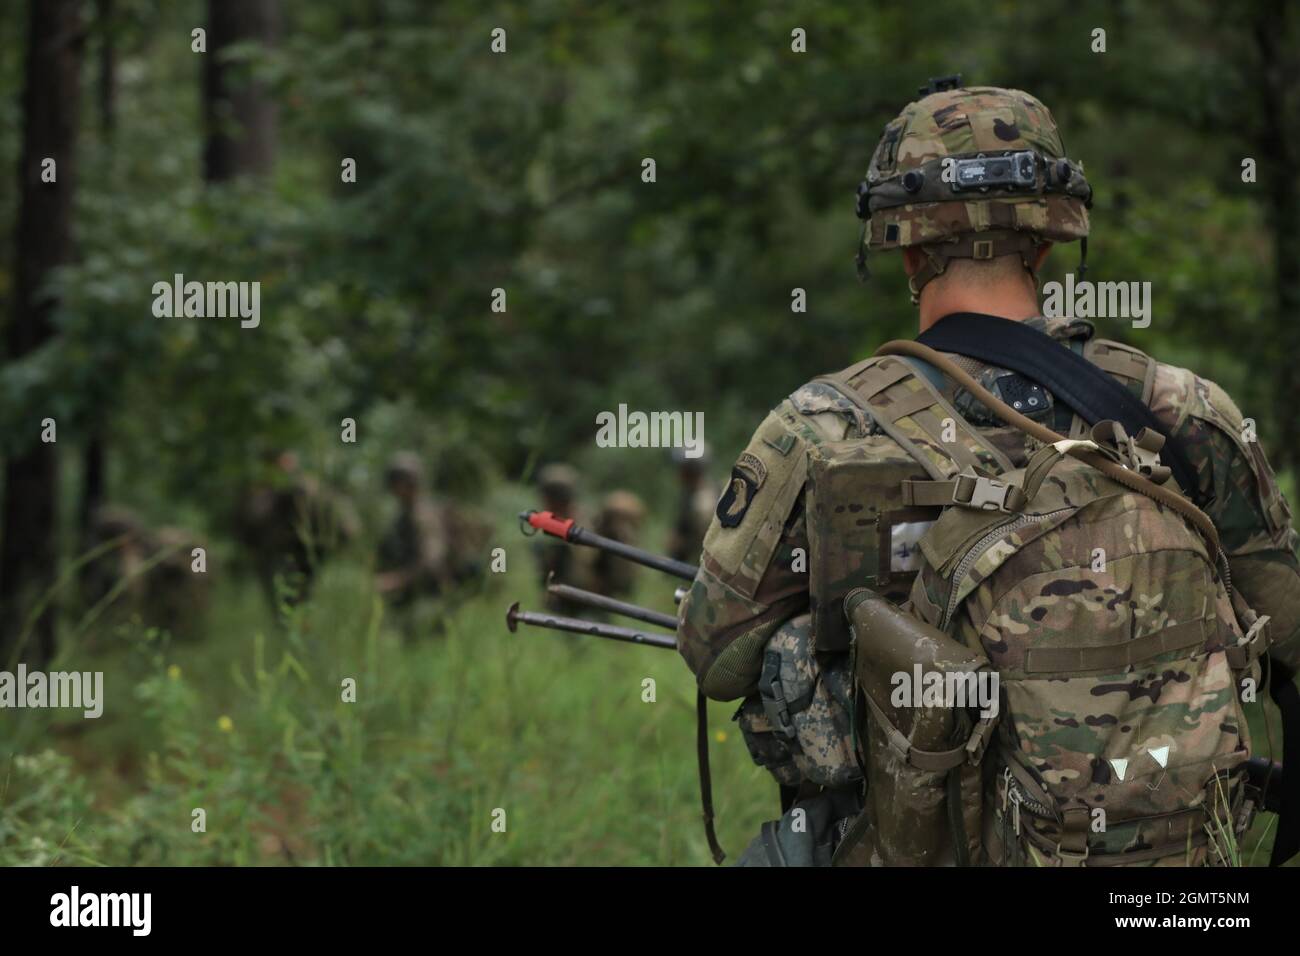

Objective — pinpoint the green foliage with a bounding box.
[0,495,773,865]
[1,0,1296,865]
[5,0,1293,509]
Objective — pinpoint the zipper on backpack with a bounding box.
[940,508,1072,631]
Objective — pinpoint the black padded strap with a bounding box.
[917,313,1201,503]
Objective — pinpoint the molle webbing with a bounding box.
[913,315,1201,504]
[1084,340,1158,405]
[995,755,1221,866]
[874,339,1223,569]
[1015,809,1211,867]
[814,357,1012,482]
[1023,618,1211,674]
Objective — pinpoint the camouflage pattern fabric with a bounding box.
[863,86,1090,253]
[749,613,860,789]
[909,452,1256,864]
[677,315,1300,865]
[82,505,150,618]
[82,506,209,639]
[377,496,453,605]
[143,526,211,640]
[733,696,801,788]
[441,501,494,585]
[237,472,359,607]
[678,314,1298,698]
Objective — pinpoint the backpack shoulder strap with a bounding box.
[915,312,1200,502]
[1083,337,1158,406]
[814,355,1014,482]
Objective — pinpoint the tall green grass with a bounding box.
[0,481,1287,865]
[0,484,774,866]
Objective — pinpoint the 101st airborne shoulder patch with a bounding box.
[717,451,767,527]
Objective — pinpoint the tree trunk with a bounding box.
[79,0,114,541]
[1252,4,1300,474]
[202,0,278,182]
[0,0,84,667]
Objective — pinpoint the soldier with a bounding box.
[678,81,1300,867]
[590,489,646,599]
[375,451,453,606]
[666,445,716,564]
[82,505,151,622]
[142,525,211,641]
[441,499,495,589]
[532,463,594,615]
[81,507,210,640]
[236,450,359,609]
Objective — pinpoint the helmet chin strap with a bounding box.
[907,230,1043,307]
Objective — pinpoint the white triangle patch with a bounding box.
[1109,757,1129,781]
[1149,745,1170,768]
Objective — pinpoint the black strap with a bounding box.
[945,767,970,866]
[1270,661,1300,866]
[696,691,727,864]
[779,784,799,814]
[916,313,1201,503]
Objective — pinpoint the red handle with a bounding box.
[526,510,576,540]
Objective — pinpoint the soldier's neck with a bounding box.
[916,283,1040,333]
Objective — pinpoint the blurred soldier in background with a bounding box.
[236,450,359,609]
[375,451,453,606]
[82,506,209,640]
[666,445,715,564]
[144,525,212,641]
[591,489,646,598]
[440,498,495,590]
[82,505,150,622]
[532,462,593,614]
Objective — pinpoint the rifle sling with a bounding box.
[696,690,727,864]
[915,313,1201,504]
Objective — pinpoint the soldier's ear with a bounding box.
[1033,242,1054,271]
[902,247,924,277]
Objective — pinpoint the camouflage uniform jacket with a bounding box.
[378,496,452,601]
[677,315,1300,702]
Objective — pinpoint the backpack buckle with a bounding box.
[1055,845,1089,867]
[1091,421,1171,483]
[952,474,1024,512]
[965,714,997,764]
[759,651,799,741]
[1227,614,1272,669]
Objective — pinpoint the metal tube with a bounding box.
[570,525,699,581]
[545,576,678,630]
[506,602,677,650]
[519,510,699,581]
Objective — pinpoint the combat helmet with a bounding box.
[600,490,646,525]
[385,451,425,485]
[537,463,579,502]
[855,75,1093,301]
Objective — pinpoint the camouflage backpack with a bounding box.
[815,343,1270,867]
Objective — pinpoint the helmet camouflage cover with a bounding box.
[859,85,1091,255]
